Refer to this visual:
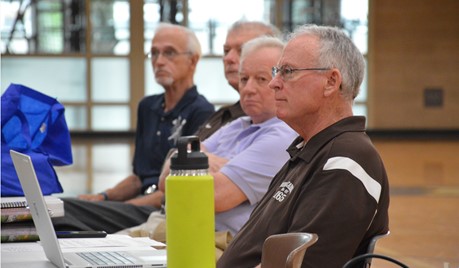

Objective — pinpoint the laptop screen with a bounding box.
[10,150,68,268]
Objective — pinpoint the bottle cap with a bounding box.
[170,136,209,170]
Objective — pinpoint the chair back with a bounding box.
[261,232,318,268]
[364,231,390,268]
[343,253,408,268]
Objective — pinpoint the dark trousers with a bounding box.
[52,197,157,233]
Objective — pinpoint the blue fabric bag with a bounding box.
[1,83,73,196]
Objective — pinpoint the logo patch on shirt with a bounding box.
[168,116,187,145]
[272,181,294,202]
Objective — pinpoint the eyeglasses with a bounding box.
[147,49,191,60]
[272,66,330,80]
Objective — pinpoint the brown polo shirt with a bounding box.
[217,116,390,268]
[196,101,246,141]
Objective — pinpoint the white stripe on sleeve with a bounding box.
[323,156,381,203]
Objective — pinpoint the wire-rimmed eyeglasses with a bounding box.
[272,66,330,80]
[147,49,191,60]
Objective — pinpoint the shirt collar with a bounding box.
[150,85,199,116]
[287,116,367,162]
[226,101,245,118]
[239,116,284,129]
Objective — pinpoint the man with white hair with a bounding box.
[218,24,390,268]
[195,20,281,140]
[53,23,214,232]
[159,35,297,236]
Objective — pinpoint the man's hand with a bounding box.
[78,193,106,201]
[78,174,142,202]
[206,152,229,173]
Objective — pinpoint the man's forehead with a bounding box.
[278,40,316,66]
[151,43,180,50]
[224,35,245,48]
[225,29,267,46]
[242,54,280,74]
[152,32,186,49]
[289,34,319,49]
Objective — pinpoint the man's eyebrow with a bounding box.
[151,45,179,51]
[224,44,241,49]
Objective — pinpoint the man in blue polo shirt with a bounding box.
[53,23,214,232]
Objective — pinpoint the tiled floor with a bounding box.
[55,138,459,267]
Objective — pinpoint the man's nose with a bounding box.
[240,79,258,95]
[269,76,281,91]
[153,54,168,66]
[224,49,238,63]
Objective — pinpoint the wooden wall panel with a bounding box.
[368,0,459,129]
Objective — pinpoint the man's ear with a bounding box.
[190,54,200,68]
[324,69,342,97]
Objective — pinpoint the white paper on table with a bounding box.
[1,242,44,253]
[57,234,166,249]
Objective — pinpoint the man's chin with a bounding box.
[226,78,239,90]
[225,73,238,87]
[228,82,239,91]
[155,77,174,87]
[276,110,288,121]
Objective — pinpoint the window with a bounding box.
[1,0,369,130]
[1,0,132,131]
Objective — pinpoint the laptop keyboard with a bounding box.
[76,251,137,265]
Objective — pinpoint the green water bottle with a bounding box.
[166,136,215,268]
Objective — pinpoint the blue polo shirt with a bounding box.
[133,86,214,191]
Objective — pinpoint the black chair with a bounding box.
[343,231,408,268]
[343,253,409,268]
[364,231,390,267]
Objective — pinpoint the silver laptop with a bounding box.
[10,150,167,268]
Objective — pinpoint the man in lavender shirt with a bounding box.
[159,36,297,235]
[204,114,295,235]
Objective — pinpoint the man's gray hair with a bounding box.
[240,36,284,68]
[155,23,202,58]
[228,20,282,38]
[289,24,365,100]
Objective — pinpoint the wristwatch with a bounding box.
[99,191,109,200]
[144,184,157,195]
